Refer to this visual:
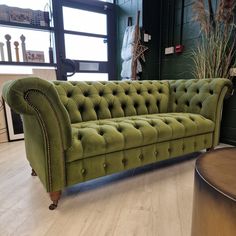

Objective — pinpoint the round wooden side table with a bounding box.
[191,147,236,236]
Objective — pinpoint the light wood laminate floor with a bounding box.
[0,141,231,236]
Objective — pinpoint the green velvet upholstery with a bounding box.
[2,77,232,194]
[67,113,214,162]
[53,80,170,122]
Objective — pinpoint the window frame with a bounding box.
[52,0,116,81]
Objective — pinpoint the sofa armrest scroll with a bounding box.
[2,77,72,149]
[168,78,232,147]
[2,77,72,192]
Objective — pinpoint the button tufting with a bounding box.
[103,163,107,168]
[99,91,104,96]
[198,102,202,108]
[67,92,72,97]
[148,89,152,94]
[196,89,200,94]
[112,90,117,95]
[190,117,195,121]
[137,90,141,94]
[158,89,162,93]
[81,168,86,176]
[94,105,99,112]
[99,130,104,135]
[117,127,122,132]
[108,104,113,110]
[122,158,127,165]
[134,102,138,108]
[139,154,144,160]
[210,90,214,95]
[125,90,129,95]
[79,105,84,113]
[184,88,187,92]
[84,91,89,97]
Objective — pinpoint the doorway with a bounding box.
[52,0,116,81]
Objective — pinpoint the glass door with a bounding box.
[53,0,116,81]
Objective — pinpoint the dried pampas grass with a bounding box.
[192,0,236,79]
[216,0,235,24]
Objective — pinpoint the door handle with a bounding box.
[62,59,76,77]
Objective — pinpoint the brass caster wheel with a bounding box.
[49,191,61,210]
[31,169,37,176]
[49,203,58,210]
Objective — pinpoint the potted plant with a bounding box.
[192,0,236,145]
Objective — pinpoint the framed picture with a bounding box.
[26,50,45,63]
[4,101,24,141]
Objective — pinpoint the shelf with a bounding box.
[0,21,54,32]
[0,61,56,67]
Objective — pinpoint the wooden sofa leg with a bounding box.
[31,168,37,176]
[49,191,61,210]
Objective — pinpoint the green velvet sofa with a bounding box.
[2,77,232,210]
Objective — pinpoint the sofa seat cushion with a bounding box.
[66,113,214,162]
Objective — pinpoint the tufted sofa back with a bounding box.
[53,80,170,123]
[168,79,231,121]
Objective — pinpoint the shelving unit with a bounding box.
[0,61,56,67]
[0,21,53,31]
[0,1,55,67]
[0,0,116,80]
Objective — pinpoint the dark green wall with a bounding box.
[160,0,221,80]
[161,0,199,80]
[142,1,162,80]
[116,0,203,80]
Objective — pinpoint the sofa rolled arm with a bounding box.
[2,77,72,192]
[168,78,233,147]
[2,77,72,149]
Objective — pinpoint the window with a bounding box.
[0,0,116,80]
[55,0,116,80]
